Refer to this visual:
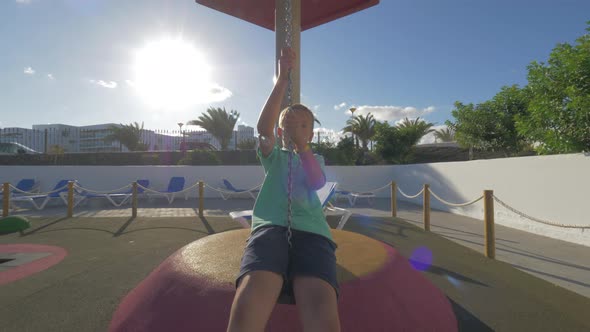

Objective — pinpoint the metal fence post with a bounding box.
[44,129,48,154]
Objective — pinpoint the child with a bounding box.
[227,47,340,332]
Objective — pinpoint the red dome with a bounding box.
[109,229,457,332]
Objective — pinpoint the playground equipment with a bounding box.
[109,229,456,331]
[109,1,458,331]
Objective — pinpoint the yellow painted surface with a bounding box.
[174,229,389,285]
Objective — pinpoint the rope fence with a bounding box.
[9,183,70,196]
[428,188,484,207]
[204,183,262,195]
[3,179,588,258]
[338,183,391,195]
[72,184,133,195]
[387,181,587,259]
[397,187,424,199]
[493,195,590,229]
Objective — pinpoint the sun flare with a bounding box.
[133,38,212,110]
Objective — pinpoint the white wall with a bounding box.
[391,153,589,247]
[1,152,588,246]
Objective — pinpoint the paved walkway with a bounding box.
[10,197,590,298]
[346,198,590,299]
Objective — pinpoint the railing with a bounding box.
[3,180,588,260]
[387,181,589,259]
[1,180,262,219]
[0,127,257,153]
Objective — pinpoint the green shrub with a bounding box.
[177,150,221,165]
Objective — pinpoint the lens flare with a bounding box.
[409,246,433,271]
[446,275,462,288]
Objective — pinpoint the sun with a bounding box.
[133,38,212,110]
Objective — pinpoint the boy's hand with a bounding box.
[278,47,296,82]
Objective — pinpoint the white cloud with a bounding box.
[47,73,54,80]
[16,0,32,4]
[24,67,35,75]
[418,124,448,145]
[334,102,347,110]
[207,83,232,103]
[351,105,436,123]
[313,105,320,111]
[127,78,232,107]
[312,127,346,144]
[238,119,251,127]
[89,79,118,89]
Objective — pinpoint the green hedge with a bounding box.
[0,150,260,166]
[0,146,534,166]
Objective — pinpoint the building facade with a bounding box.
[0,123,256,153]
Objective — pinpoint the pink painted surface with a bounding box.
[109,242,457,332]
[0,244,67,286]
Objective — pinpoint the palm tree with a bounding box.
[188,107,239,150]
[433,127,455,143]
[396,117,435,145]
[343,113,377,150]
[104,122,147,151]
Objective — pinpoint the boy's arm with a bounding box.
[257,78,288,157]
[298,145,326,191]
[257,48,295,157]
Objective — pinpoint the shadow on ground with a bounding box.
[0,215,588,332]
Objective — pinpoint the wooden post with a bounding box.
[423,184,430,231]
[484,190,495,259]
[67,181,74,218]
[198,181,204,218]
[132,182,138,218]
[391,181,397,218]
[2,183,9,217]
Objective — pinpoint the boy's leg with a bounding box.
[227,270,283,332]
[228,226,290,332]
[293,275,340,332]
[290,230,340,332]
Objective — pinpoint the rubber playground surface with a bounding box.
[1,215,589,332]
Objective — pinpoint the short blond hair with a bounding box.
[278,103,315,129]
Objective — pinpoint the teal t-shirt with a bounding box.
[252,144,333,242]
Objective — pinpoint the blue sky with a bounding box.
[1,0,589,142]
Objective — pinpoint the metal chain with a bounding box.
[284,0,294,248]
[284,0,293,107]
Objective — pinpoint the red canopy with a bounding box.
[195,0,379,31]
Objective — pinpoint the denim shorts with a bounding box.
[235,225,339,304]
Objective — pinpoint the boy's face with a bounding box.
[279,111,314,146]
